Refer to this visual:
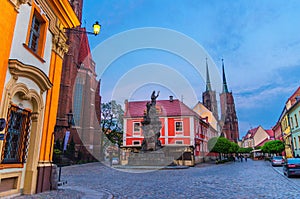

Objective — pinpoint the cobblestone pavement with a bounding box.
[14,159,300,199]
[270,162,300,189]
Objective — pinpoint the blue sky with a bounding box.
[82,0,300,137]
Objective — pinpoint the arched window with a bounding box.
[1,105,31,163]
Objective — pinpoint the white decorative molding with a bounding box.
[9,0,32,11]
[8,59,52,94]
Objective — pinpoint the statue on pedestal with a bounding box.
[141,91,162,151]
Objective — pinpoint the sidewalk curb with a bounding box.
[269,162,300,191]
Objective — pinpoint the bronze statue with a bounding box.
[151,90,160,105]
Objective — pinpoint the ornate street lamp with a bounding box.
[64,21,101,36]
[67,110,75,128]
[92,21,101,35]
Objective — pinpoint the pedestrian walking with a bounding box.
[240,155,243,162]
[245,155,248,162]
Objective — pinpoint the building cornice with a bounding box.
[8,0,32,11]
[8,59,53,94]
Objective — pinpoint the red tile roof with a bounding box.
[287,86,300,106]
[124,99,199,118]
[247,126,259,138]
[265,129,275,138]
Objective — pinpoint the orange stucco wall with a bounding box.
[0,0,17,103]
[39,52,63,161]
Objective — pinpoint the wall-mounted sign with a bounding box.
[0,134,5,140]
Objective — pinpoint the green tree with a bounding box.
[208,137,231,158]
[261,140,284,155]
[237,147,253,153]
[229,142,240,154]
[101,101,124,160]
[101,101,124,133]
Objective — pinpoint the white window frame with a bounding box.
[175,121,183,133]
[133,122,141,137]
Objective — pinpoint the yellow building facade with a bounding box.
[0,0,79,197]
[281,114,292,158]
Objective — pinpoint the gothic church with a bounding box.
[202,59,239,143]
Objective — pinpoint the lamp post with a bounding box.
[57,110,74,186]
[64,21,101,36]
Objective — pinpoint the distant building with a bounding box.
[278,86,300,158]
[122,97,212,165]
[272,121,282,141]
[241,126,274,149]
[193,102,219,131]
[219,60,239,143]
[285,86,300,157]
[202,58,219,121]
[289,98,300,157]
[202,59,239,143]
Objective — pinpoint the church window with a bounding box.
[295,114,298,127]
[74,77,84,126]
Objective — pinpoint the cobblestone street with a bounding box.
[15,159,300,199]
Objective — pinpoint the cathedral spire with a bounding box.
[222,59,229,93]
[205,57,212,91]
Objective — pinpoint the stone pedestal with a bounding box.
[128,151,174,166]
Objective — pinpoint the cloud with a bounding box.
[235,84,298,109]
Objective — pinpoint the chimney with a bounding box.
[169,96,173,102]
[124,99,128,112]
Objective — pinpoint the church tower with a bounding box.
[219,59,239,142]
[202,58,219,120]
[56,0,102,161]
[69,0,83,22]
